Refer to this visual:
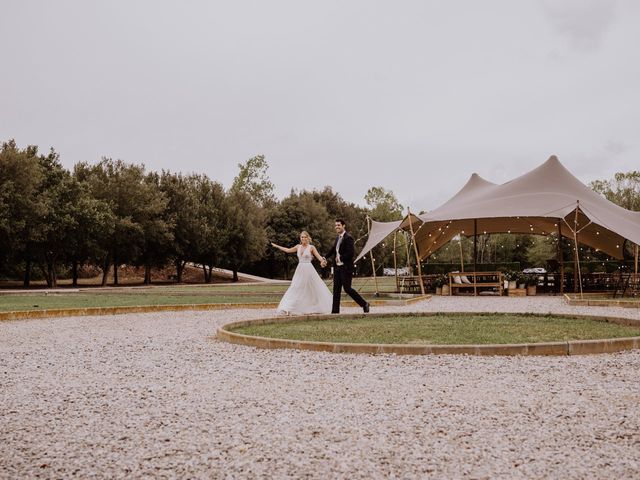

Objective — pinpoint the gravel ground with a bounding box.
[1,296,639,479]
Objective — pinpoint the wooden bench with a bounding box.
[448,271,504,296]
[398,276,422,293]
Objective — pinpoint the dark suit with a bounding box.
[324,232,367,313]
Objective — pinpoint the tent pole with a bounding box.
[473,219,478,272]
[574,203,583,299]
[635,243,638,275]
[557,221,564,295]
[459,235,464,272]
[366,216,379,296]
[407,208,425,295]
[404,231,411,271]
[393,230,399,293]
[399,231,411,294]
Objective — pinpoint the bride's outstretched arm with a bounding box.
[271,242,298,254]
[310,245,324,262]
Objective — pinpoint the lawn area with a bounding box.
[155,277,396,294]
[0,294,284,311]
[0,277,400,312]
[0,289,390,312]
[231,314,640,345]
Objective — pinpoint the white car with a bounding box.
[522,267,546,274]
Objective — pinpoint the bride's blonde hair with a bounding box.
[300,231,312,243]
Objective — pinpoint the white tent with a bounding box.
[358,156,640,266]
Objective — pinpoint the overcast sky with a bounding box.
[1,0,639,213]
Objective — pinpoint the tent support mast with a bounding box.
[473,219,478,272]
[573,202,584,299]
[393,230,399,293]
[459,235,464,272]
[407,208,425,295]
[557,221,564,294]
[635,244,638,275]
[366,216,379,296]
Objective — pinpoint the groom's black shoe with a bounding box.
[363,302,370,313]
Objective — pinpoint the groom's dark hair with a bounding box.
[335,218,346,226]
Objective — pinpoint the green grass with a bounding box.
[0,290,386,312]
[155,277,396,294]
[0,294,285,311]
[0,277,404,312]
[231,314,640,345]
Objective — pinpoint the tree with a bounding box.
[75,159,172,285]
[223,190,268,281]
[0,140,46,286]
[363,186,405,274]
[32,149,83,287]
[591,171,640,258]
[364,186,404,221]
[591,171,640,211]
[159,172,202,283]
[230,154,275,206]
[192,176,227,283]
[138,172,175,284]
[63,187,115,287]
[312,186,368,239]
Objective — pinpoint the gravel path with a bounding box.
[1,297,639,479]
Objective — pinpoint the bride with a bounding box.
[271,231,332,315]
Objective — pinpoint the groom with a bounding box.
[321,219,370,314]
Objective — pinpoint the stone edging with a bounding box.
[216,312,640,356]
[563,293,640,308]
[0,303,278,321]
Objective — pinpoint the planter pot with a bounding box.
[518,283,525,289]
[508,281,517,290]
[441,284,450,296]
[526,285,537,296]
[509,288,526,297]
[435,286,442,295]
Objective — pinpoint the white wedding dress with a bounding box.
[277,245,332,315]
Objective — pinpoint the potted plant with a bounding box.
[525,275,537,296]
[440,274,450,296]
[505,271,518,290]
[517,274,526,290]
[433,275,444,295]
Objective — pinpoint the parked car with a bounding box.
[383,267,411,276]
[522,267,546,274]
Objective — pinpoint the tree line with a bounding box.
[0,140,405,287]
[2,139,638,287]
